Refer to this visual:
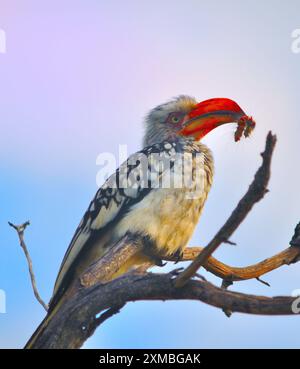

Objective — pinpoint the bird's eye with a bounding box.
[168,113,182,124]
[171,116,180,123]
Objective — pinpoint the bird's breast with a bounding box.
[114,154,213,256]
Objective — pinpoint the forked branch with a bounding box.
[175,131,277,287]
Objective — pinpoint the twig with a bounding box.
[175,131,277,288]
[256,277,271,287]
[162,244,300,282]
[8,221,48,311]
[223,239,237,246]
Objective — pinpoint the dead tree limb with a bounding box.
[30,269,300,349]
[8,221,48,311]
[168,244,300,282]
[175,131,277,287]
[28,221,300,349]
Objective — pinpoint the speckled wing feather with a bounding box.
[51,141,181,306]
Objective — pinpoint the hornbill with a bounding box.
[25,95,255,348]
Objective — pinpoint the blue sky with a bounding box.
[0,0,299,348]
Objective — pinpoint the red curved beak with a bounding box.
[180,98,253,141]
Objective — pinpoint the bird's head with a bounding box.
[143,95,255,147]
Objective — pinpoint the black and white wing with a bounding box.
[50,141,180,308]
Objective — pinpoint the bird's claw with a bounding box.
[154,258,167,267]
[168,267,184,278]
[173,249,184,264]
[194,273,206,281]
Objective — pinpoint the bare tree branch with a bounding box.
[28,219,300,349]
[30,269,300,349]
[164,244,300,282]
[8,221,48,312]
[175,131,277,287]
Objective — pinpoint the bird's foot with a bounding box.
[168,269,206,282]
[154,258,167,267]
[168,267,184,278]
[173,249,184,264]
[194,273,207,281]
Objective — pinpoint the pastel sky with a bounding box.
[0,0,299,348]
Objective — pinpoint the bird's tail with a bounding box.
[24,302,61,349]
[25,251,154,348]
